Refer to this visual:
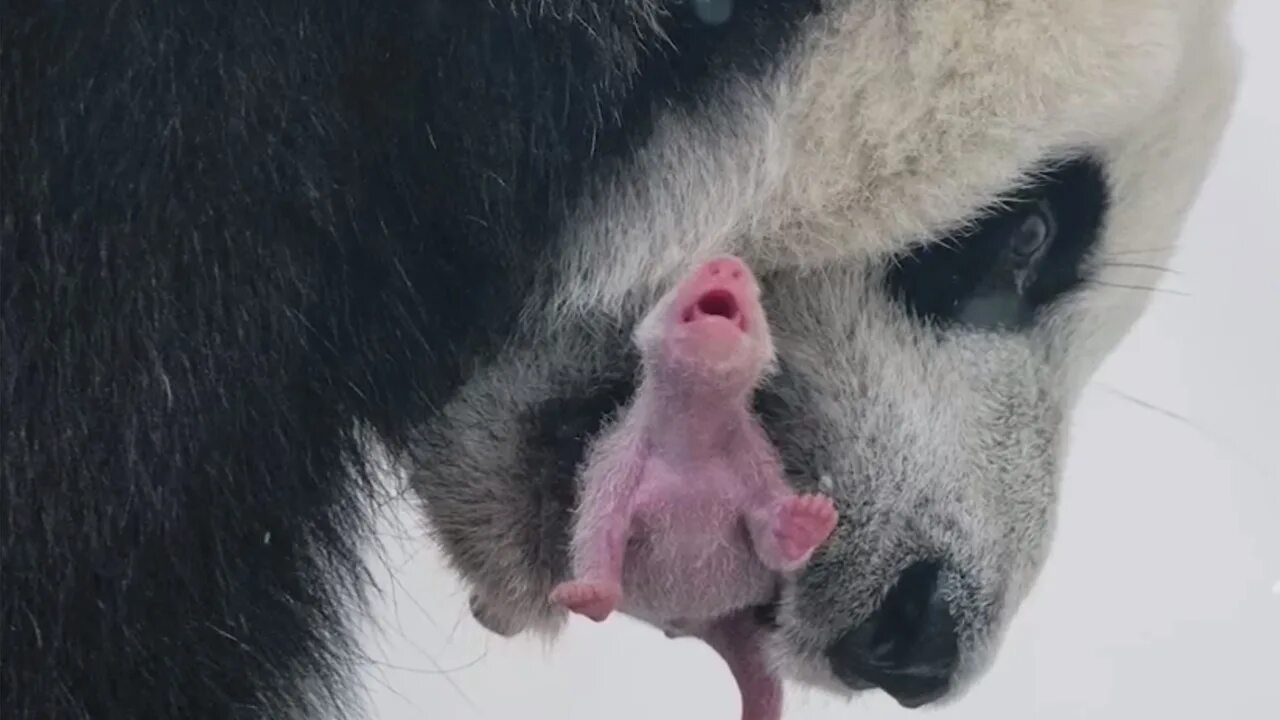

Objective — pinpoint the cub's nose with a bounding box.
[698,255,749,282]
[677,255,755,331]
[826,560,960,708]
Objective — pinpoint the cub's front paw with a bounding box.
[549,580,621,623]
[773,494,838,570]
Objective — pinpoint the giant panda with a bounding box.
[0,1,1239,718]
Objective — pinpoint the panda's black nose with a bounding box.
[825,560,960,708]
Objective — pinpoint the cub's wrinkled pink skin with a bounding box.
[550,256,838,720]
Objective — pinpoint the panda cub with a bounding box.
[551,256,838,720]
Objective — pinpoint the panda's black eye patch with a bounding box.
[884,157,1110,330]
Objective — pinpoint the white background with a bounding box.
[356,2,1279,717]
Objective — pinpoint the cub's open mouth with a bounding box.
[682,288,749,332]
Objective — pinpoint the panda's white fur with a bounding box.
[414,0,1239,708]
[7,0,1241,715]
[551,0,1236,318]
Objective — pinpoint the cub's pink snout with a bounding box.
[666,256,761,367]
[676,256,755,334]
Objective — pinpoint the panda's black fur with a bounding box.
[1,0,1238,717]
[1,1,827,717]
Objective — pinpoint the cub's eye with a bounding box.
[885,157,1109,331]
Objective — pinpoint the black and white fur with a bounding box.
[1,0,1239,717]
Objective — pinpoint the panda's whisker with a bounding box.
[1096,261,1182,275]
[1093,384,1192,426]
[1100,245,1180,257]
[1084,280,1190,297]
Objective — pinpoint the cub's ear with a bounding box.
[757,341,780,380]
[754,300,779,376]
[632,286,679,357]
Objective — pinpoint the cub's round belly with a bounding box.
[619,507,776,622]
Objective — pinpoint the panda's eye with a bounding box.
[1010,203,1055,263]
[884,157,1109,331]
[691,0,735,26]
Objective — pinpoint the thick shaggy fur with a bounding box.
[1,1,1238,718]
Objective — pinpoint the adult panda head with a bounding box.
[408,0,1238,709]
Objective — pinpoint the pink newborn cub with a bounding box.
[550,256,838,720]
